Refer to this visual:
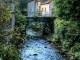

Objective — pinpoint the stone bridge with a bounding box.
[26,17,56,34]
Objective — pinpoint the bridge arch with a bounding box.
[26,17,56,35]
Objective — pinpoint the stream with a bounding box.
[20,21,66,60]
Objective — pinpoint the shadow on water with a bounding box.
[20,17,66,60]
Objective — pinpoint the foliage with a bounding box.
[14,0,27,15]
[13,0,20,11]
[0,44,21,60]
[0,3,11,30]
[53,18,80,40]
[30,22,44,31]
[52,0,80,58]
[0,1,21,60]
[53,0,80,20]
[52,18,80,59]
[15,11,27,30]
[19,0,27,11]
[11,11,27,47]
[69,43,80,59]
[14,0,28,11]
[0,1,12,43]
[62,40,71,50]
[52,34,59,43]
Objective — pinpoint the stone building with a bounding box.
[27,0,54,17]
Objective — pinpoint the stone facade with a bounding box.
[28,1,35,17]
[27,0,53,17]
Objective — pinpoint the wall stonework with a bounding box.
[28,1,35,17]
[27,0,53,17]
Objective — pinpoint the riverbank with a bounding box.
[44,36,68,60]
[45,36,80,60]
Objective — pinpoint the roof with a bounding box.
[27,0,34,3]
[41,0,52,5]
[27,0,52,4]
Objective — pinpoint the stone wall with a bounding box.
[26,17,56,33]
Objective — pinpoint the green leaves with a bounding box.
[69,43,80,59]
[52,0,80,59]
[0,44,21,60]
[53,0,80,20]
[0,4,11,28]
[53,18,80,59]
[0,2,12,43]
[11,11,26,46]
[0,2,22,60]
[62,40,71,49]
[15,11,27,30]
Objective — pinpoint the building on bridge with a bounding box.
[27,0,54,17]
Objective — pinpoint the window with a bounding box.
[42,8,43,11]
[45,8,46,11]
[37,2,38,5]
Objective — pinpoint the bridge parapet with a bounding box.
[26,17,56,22]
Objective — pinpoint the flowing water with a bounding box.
[20,21,66,60]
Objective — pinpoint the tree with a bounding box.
[19,0,27,11]
[14,0,28,15]
[53,0,80,20]
[0,1,21,60]
[52,0,80,59]
[0,2,12,43]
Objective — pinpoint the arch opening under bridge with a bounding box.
[26,17,56,36]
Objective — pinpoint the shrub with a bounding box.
[62,40,71,50]
[15,11,27,30]
[53,0,80,20]
[54,18,80,40]
[0,44,21,60]
[11,11,27,47]
[53,0,80,59]
[52,18,80,59]
[52,34,60,43]
[0,2,21,60]
[69,43,80,59]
